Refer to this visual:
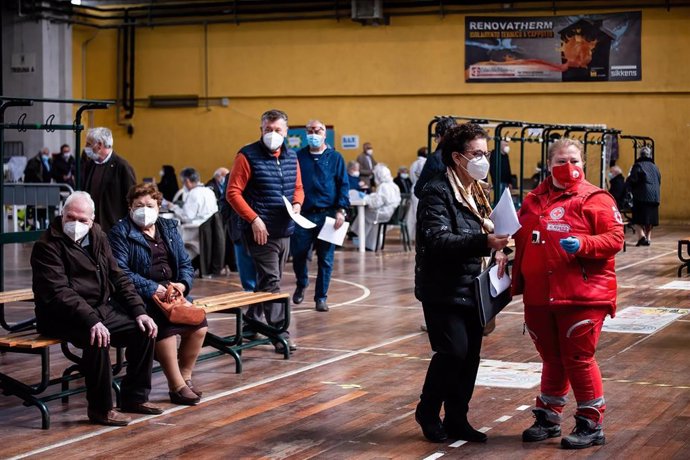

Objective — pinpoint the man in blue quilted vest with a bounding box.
[226,109,304,353]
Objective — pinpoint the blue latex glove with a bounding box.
[560,236,581,254]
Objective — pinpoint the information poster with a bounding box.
[465,12,641,82]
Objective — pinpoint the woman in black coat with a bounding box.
[626,147,661,246]
[414,123,509,443]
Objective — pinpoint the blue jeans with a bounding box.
[234,242,257,292]
[290,210,335,302]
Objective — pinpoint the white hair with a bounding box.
[63,191,96,219]
[213,167,229,179]
[87,127,114,149]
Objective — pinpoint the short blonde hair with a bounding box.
[548,138,583,163]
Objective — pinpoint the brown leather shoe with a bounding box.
[185,379,202,397]
[120,401,164,415]
[169,385,201,406]
[87,409,131,426]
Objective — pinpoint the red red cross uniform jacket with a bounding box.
[512,177,625,315]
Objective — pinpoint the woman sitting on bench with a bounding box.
[109,183,207,406]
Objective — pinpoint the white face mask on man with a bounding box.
[63,220,90,242]
[131,207,159,228]
[262,132,284,151]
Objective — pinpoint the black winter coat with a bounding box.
[626,157,661,204]
[415,172,491,306]
[83,152,137,233]
[31,217,147,337]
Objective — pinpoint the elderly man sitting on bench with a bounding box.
[30,191,163,426]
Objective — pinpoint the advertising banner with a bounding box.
[465,12,641,82]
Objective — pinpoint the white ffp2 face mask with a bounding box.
[63,220,90,242]
[131,207,159,228]
[262,132,284,151]
[462,154,490,181]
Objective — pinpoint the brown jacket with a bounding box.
[30,216,147,337]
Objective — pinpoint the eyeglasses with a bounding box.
[306,127,325,134]
[463,150,491,159]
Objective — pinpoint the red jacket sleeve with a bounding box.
[576,192,625,259]
[226,153,258,223]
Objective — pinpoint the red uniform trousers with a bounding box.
[525,304,607,424]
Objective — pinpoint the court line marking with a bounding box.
[616,250,675,271]
[8,331,424,460]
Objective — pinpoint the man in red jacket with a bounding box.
[512,138,624,449]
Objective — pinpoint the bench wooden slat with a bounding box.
[0,332,60,348]
[0,288,34,303]
[195,292,289,310]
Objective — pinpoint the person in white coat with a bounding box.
[353,164,401,251]
[408,146,428,242]
[170,168,218,259]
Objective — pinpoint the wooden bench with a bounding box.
[194,291,292,374]
[0,289,126,429]
[678,238,690,277]
[0,289,290,428]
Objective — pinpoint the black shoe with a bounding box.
[641,238,651,246]
[242,325,258,341]
[415,404,448,443]
[522,409,561,442]
[274,340,297,354]
[561,415,605,449]
[293,287,305,305]
[636,237,649,247]
[443,418,487,443]
[315,299,329,312]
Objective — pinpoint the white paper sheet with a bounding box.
[282,196,316,229]
[489,188,522,236]
[317,217,350,246]
[489,265,511,297]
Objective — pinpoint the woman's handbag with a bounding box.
[151,284,206,326]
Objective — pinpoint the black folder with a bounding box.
[474,265,512,327]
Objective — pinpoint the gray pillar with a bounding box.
[2,7,72,159]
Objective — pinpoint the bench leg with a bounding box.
[0,347,53,429]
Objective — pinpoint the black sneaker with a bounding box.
[561,415,605,449]
[522,409,561,442]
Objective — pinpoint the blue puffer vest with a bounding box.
[108,216,195,300]
[240,141,298,238]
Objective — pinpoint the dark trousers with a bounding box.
[291,211,336,302]
[245,235,290,337]
[419,302,484,421]
[52,304,155,413]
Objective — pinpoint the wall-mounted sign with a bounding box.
[465,11,641,82]
[11,53,36,73]
[341,135,359,150]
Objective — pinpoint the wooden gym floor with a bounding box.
[0,225,689,459]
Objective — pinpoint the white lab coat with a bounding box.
[172,185,219,259]
[353,165,401,250]
[407,156,427,242]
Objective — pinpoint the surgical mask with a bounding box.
[159,170,165,177]
[84,147,99,161]
[63,152,72,160]
[400,173,409,179]
[607,172,614,180]
[262,132,284,151]
[306,134,324,149]
[551,162,584,189]
[131,207,159,227]
[502,145,510,154]
[365,149,373,156]
[461,154,490,181]
[350,171,360,177]
[63,220,90,242]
